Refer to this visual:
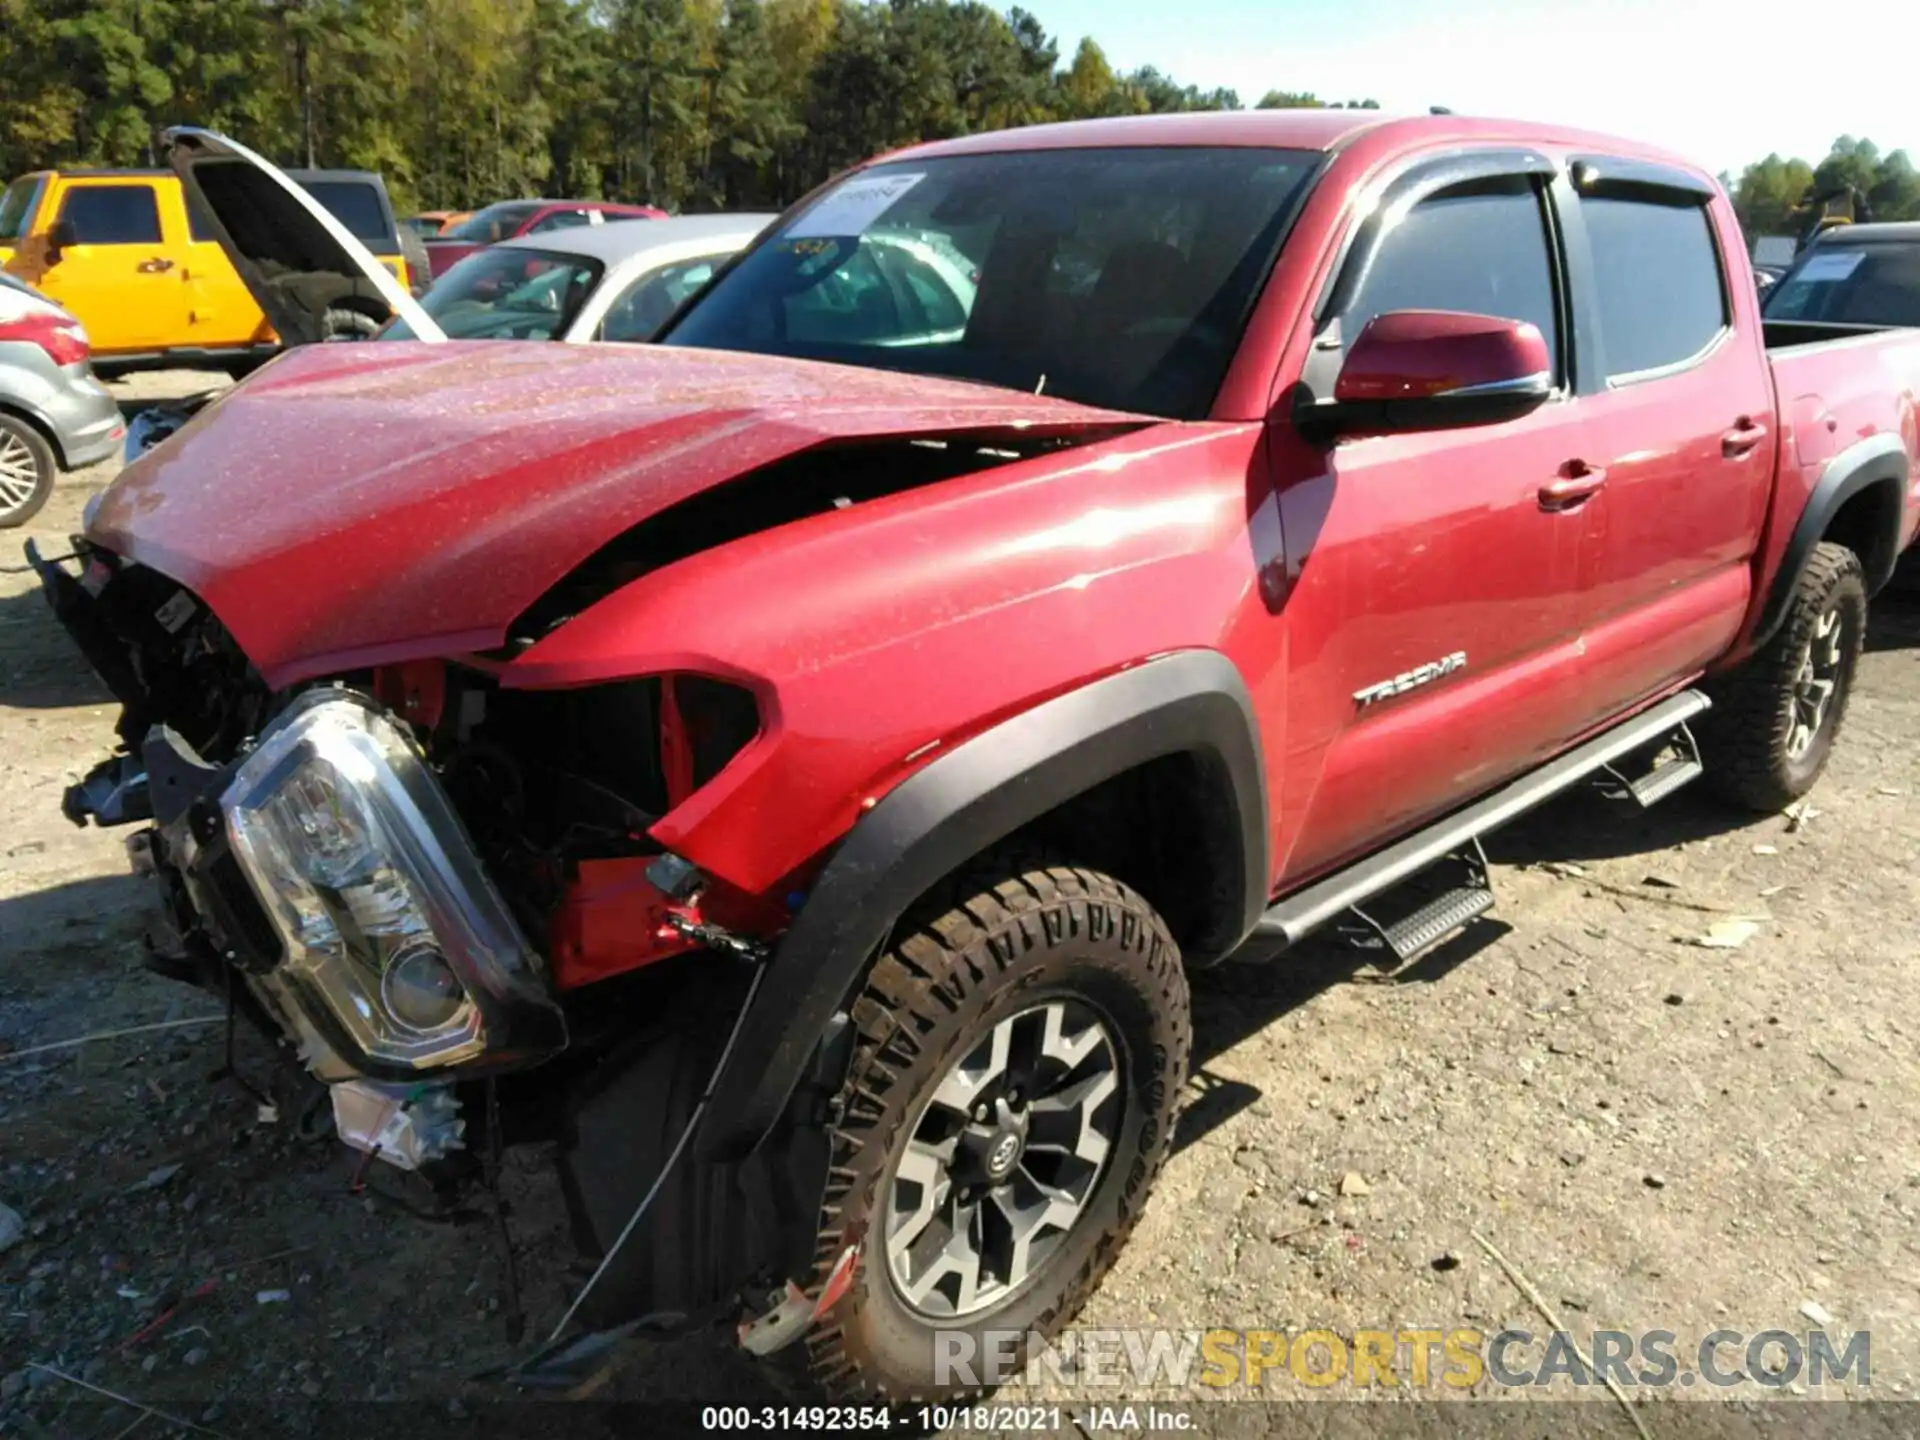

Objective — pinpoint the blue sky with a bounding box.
[1024,0,1916,176]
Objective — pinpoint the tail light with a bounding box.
[0,311,89,367]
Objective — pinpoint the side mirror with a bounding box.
[1301,309,1552,438]
[45,218,76,264]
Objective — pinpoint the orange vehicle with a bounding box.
[403,208,471,237]
[0,157,416,372]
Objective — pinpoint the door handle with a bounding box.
[1539,460,1608,510]
[137,258,175,274]
[1721,416,1768,457]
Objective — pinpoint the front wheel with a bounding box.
[1699,540,1867,811]
[805,863,1189,1402]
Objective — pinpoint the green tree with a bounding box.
[1732,153,1815,238]
[601,0,705,204]
[49,0,174,163]
[703,0,799,206]
[1057,37,1119,119]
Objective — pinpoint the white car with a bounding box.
[379,214,777,344]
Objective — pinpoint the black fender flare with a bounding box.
[698,648,1270,1161]
[1754,431,1910,649]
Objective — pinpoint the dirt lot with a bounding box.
[2,372,1918,1437]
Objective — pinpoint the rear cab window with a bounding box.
[58,184,163,244]
[1764,241,1920,326]
[1581,191,1728,381]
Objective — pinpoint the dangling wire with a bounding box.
[544,958,768,1344]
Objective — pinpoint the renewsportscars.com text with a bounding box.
[935,1326,1871,1391]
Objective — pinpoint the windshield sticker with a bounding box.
[786,172,925,239]
[1793,251,1866,284]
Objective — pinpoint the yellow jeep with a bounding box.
[0,152,423,374]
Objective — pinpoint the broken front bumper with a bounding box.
[75,690,567,1085]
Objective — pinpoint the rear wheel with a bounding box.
[1699,540,1866,811]
[0,414,55,529]
[805,863,1189,1402]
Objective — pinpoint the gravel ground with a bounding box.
[2,371,1917,1437]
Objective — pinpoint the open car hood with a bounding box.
[85,341,1147,689]
[160,127,444,345]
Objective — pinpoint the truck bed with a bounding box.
[1746,321,1920,634]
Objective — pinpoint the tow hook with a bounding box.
[737,1244,860,1357]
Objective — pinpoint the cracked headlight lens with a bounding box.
[223,691,565,1071]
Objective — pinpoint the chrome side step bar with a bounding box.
[1240,689,1712,958]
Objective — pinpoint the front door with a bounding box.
[1271,166,1596,881]
[33,181,188,356]
[179,186,272,350]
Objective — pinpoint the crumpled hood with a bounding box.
[88,341,1142,688]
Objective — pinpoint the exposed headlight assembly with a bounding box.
[223,690,565,1071]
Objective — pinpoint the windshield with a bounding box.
[0,176,43,244]
[661,146,1319,418]
[1764,242,1920,327]
[443,202,542,244]
[299,180,394,250]
[383,246,601,341]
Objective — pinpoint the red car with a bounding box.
[31,112,1920,1404]
[422,197,667,280]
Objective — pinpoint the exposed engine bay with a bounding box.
[24,402,1144,1369]
[24,536,839,1343]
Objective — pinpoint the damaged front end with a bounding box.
[27,533,845,1358]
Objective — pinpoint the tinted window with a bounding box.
[1344,182,1560,369]
[298,180,394,248]
[0,176,43,243]
[1763,243,1920,327]
[1584,195,1726,378]
[59,185,162,245]
[600,254,728,342]
[663,147,1319,419]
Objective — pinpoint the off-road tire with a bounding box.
[1699,541,1866,811]
[804,862,1190,1403]
[0,412,56,529]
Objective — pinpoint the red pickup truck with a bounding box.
[30,111,1920,1402]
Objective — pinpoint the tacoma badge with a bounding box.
[1354,651,1468,709]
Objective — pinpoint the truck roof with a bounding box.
[890,111,1714,180]
[1810,222,1920,244]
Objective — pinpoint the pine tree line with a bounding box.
[0,0,1379,213]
